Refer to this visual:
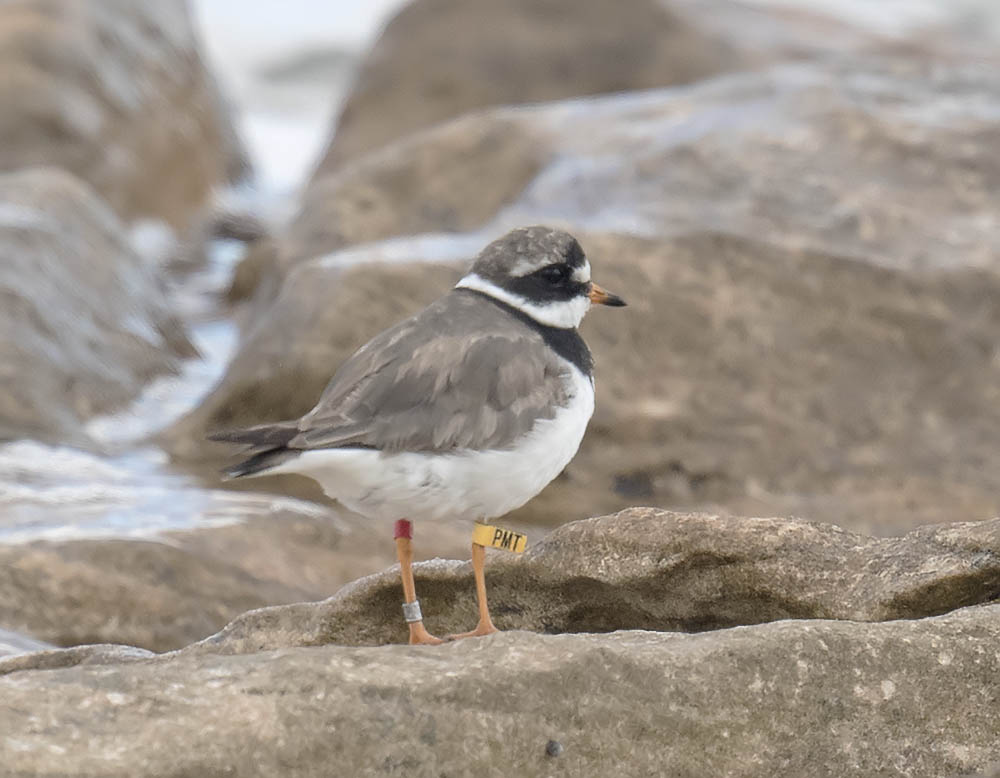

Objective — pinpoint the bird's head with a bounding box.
[456,226,626,329]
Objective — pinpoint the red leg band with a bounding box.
[394,519,412,539]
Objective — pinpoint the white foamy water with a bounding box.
[85,238,244,447]
[0,441,329,545]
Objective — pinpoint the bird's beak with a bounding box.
[588,282,627,307]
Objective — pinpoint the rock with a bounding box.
[275,59,1000,279]
[3,511,999,775]
[180,509,1000,652]
[1,601,999,775]
[0,643,152,674]
[315,0,747,175]
[227,116,545,299]
[311,0,962,179]
[0,0,248,229]
[0,168,194,444]
[169,227,1000,532]
[288,116,545,269]
[0,503,470,652]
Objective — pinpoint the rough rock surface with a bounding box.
[314,0,746,175]
[170,227,1000,532]
[0,507,470,652]
[3,511,999,775]
[172,509,1000,652]
[0,168,193,444]
[2,605,999,775]
[284,116,544,274]
[0,0,247,228]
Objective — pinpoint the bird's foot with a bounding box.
[408,622,444,646]
[446,620,499,641]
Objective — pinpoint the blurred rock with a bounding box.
[308,59,1000,274]
[180,509,1000,651]
[0,504,469,652]
[0,0,248,229]
[313,0,954,181]
[0,643,152,674]
[314,0,747,176]
[0,168,194,444]
[231,116,544,297]
[2,511,1000,776]
[236,59,1000,295]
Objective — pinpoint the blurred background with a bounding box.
[2,0,1000,655]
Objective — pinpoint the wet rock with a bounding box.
[1,603,999,776]
[232,116,544,296]
[272,59,1000,280]
[0,168,194,444]
[0,0,247,229]
[178,509,1000,652]
[315,0,747,176]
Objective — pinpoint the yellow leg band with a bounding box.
[472,523,527,553]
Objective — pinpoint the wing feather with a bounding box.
[290,292,571,453]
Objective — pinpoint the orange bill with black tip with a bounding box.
[588,282,626,307]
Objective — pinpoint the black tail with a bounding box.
[222,447,299,478]
[209,421,300,479]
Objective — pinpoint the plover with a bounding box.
[212,226,625,644]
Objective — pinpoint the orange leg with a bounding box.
[394,520,442,646]
[447,542,499,640]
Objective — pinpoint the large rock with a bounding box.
[1,597,999,774]
[235,17,918,296]
[0,0,247,229]
[3,511,999,775]
[289,59,1000,275]
[181,509,1000,652]
[232,57,1000,304]
[0,168,193,444]
[278,116,545,279]
[314,0,747,175]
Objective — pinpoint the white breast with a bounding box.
[272,364,595,522]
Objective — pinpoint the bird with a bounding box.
[210,226,626,645]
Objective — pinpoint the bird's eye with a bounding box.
[539,265,569,284]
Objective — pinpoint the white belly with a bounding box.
[271,366,595,522]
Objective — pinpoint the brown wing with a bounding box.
[289,291,572,453]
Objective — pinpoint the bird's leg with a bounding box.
[394,519,442,646]
[447,540,499,640]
